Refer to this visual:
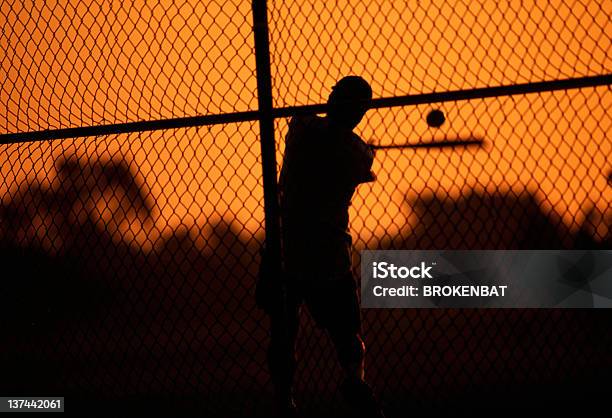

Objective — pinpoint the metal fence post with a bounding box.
[252,3,290,393]
[252,0,281,267]
[252,0,282,285]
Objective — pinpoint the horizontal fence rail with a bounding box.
[1,74,609,145]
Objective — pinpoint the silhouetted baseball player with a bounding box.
[258,76,384,418]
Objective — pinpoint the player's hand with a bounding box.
[364,170,376,182]
[366,140,377,158]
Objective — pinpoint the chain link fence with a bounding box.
[1,0,257,133]
[1,1,611,417]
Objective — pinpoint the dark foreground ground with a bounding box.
[1,165,610,417]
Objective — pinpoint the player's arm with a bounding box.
[352,135,376,184]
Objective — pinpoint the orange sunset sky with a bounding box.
[1,0,610,251]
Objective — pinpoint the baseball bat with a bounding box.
[370,137,485,150]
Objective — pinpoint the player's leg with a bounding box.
[323,277,366,380]
[267,284,300,416]
[305,275,385,418]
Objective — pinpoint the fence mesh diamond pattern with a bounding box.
[1,1,610,417]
